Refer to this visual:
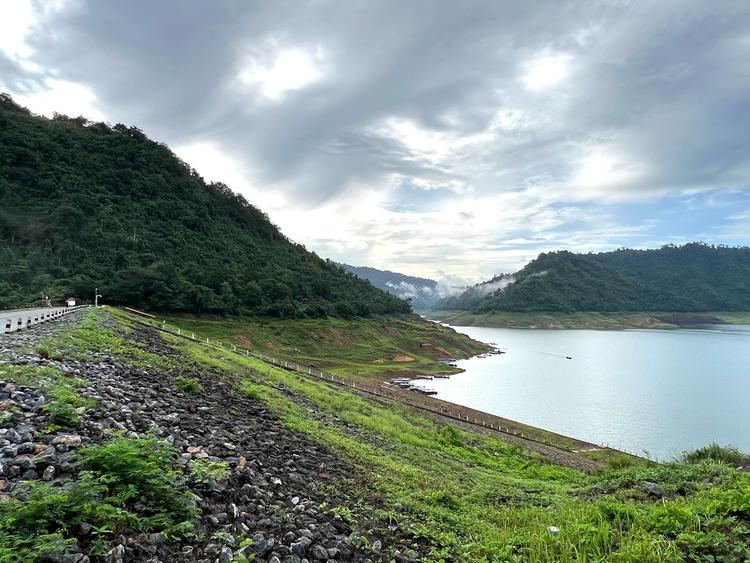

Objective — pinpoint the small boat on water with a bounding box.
[413,387,438,395]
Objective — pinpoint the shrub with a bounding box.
[606,453,640,470]
[175,376,203,394]
[77,435,193,519]
[0,435,195,560]
[681,443,746,466]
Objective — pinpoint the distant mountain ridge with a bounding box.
[341,264,439,310]
[435,243,750,313]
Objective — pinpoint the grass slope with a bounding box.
[146,311,750,562]
[159,313,490,379]
[5,308,750,561]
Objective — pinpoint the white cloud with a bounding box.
[0,0,37,59]
[11,78,105,121]
[174,141,286,210]
[238,47,325,100]
[521,53,572,91]
[571,149,645,192]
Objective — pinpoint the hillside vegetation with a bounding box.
[0,94,408,318]
[437,244,750,313]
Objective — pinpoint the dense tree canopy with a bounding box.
[0,94,410,317]
[437,243,750,313]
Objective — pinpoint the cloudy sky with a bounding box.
[2,1,750,283]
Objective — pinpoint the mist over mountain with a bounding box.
[435,243,750,313]
[341,264,439,311]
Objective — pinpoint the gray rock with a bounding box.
[42,465,56,481]
[228,502,240,520]
[48,554,86,563]
[16,442,35,455]
[52,434,82,448]
[218,546,234,562]
[148,532,167,545]
[104,544,125,563]
[254,536,275,558]
[642,481,664,498]
[309,544,329,561]
[291,536,312,557]
[21,468,40,480]
[34,446,57,465]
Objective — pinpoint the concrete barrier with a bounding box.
[0,305,87,334]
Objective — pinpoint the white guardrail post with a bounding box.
[0,305,87,334]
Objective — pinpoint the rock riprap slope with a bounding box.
[0,311,422,562]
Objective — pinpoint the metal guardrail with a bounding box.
[0,305,88,334]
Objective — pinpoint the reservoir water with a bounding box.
[428,324,750,460]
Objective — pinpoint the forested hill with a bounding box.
[341,264,439,310]
[0,95,409,317]
[435,244,750,313]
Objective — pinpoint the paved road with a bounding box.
[0,306,86,334]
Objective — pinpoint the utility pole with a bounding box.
[95,288,102,307]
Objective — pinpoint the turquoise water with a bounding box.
[427,325,750,460]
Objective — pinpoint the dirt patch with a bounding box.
[434,346,453,358]
[330,327,345,346]
[392,354,415,362]
[233,334,253,347]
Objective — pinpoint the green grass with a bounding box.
[155,312,489,380]
[0,364,93,430]
[38,307,173,369]
[162,330,750,562]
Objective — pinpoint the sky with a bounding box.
[2,0,750,284]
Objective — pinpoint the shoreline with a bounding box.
[424,310,750,330]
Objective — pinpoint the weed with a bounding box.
[43,380,92,427]
[681,443,746,466]
[175,376,203,394]
[190,458,230,485]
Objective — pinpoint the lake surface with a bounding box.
[423,324,750,460]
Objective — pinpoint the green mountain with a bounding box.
[0,94,410,317]
[437,243,750,313]
[341,264,439,310]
